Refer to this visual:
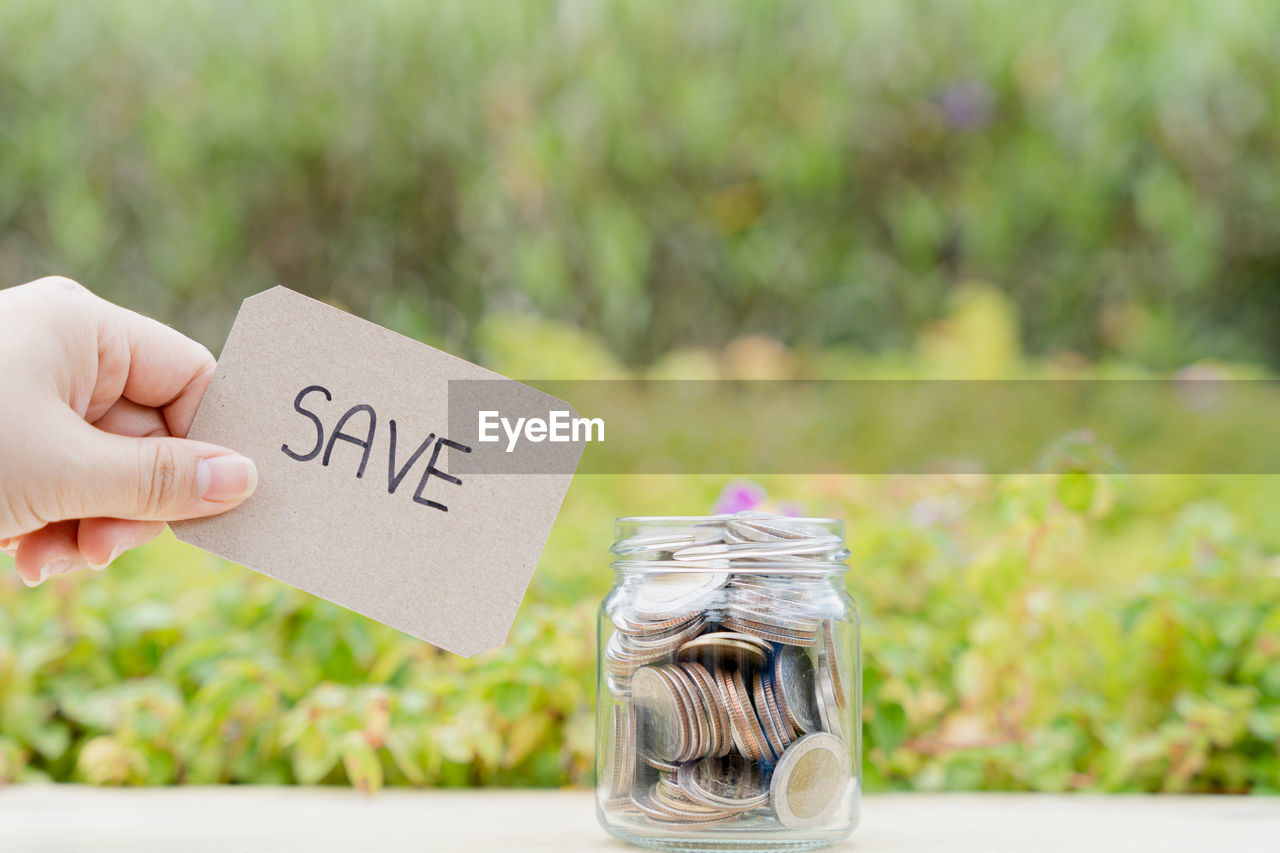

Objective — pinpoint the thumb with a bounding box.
[53,425,258,523]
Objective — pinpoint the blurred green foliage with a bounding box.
[2,0,1279,795]
[1,0,1279,368]
[3,466,1280,792]
[2,296,1279,792]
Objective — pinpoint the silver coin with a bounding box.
[632,666,685,763]
[769,732,851,829]
[664,665,708,761]
[761,667,795,749]
[604,706,626,798]
[752,670,789,761]
[648,781,737,821]
[726,599,822,633]
[714,668,764,762]
[632,787,744,828]
[652,666,699,762]
[621,614,708,650]
[681,538,841,561]
[822,619,849,709]
[677,753,770,810]
[676,631,771,670]
[773,645,821,735]
[719,616,819,648]
[642,754,680,773]
[611,531,721,557]
[633,571,729,619]
[727,516,830,542]
[815,660,844,742]
[731,668,776,763]
[612,608,703,638]
[603,705,635,799]
[679,661,730,759]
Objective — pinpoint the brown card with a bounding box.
[172,287,583,656]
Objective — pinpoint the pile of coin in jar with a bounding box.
[601,513,854,832]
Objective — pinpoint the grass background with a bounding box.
[1,0,1279,792]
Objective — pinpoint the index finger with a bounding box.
[94,300,217,438]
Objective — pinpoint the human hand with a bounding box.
[0,277,257,586]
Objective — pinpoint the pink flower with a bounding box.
[711,480,768,515]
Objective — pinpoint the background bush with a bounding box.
[3,303,1279,792]
[2,0,1279,794]
[1,0,1279,369]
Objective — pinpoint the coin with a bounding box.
[632,666,685,763]
[815,660,844,741]
[653,666,699,762]
[769,732,851,829]
[622,614,708,650]
[612,608,702,638]
[727,590,824,630]
[822,619,849,709]
[611,531,721,557]
[682,538,839,561]
[727,516,832,542]
[719,616,819,648]
[631,787,744,829]
[752,670,789,761]
[605,514,856,833]
[677,753,770,810]
[642,754,680,773]
[603,705,634,799]
[760,668,795,749]
[679,661,731,758]
[714,668,764,762]
[731,668,776,762]
[676,632,770,670]
[773,644,820,735]
[633,571,729,619]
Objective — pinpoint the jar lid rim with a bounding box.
[614,514,843,525]
[609,560,849,574]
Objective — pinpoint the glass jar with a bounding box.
[596,514,861,852]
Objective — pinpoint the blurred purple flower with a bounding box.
[939,81,995,131]
[712,480,768,514]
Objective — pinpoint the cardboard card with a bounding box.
[172,287,584,657]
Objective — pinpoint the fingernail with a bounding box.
[89,542,133,572]
[26,558,71,587]
[197,454,258,504]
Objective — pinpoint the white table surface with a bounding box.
[1,786,1276,853]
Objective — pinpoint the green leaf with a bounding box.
[341,731,383,794]
[1057,471,1095,512]
[870,703,908,755]
[291,727,339,785]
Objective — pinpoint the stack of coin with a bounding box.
[605,610,706,697]
[601,512,854,834]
